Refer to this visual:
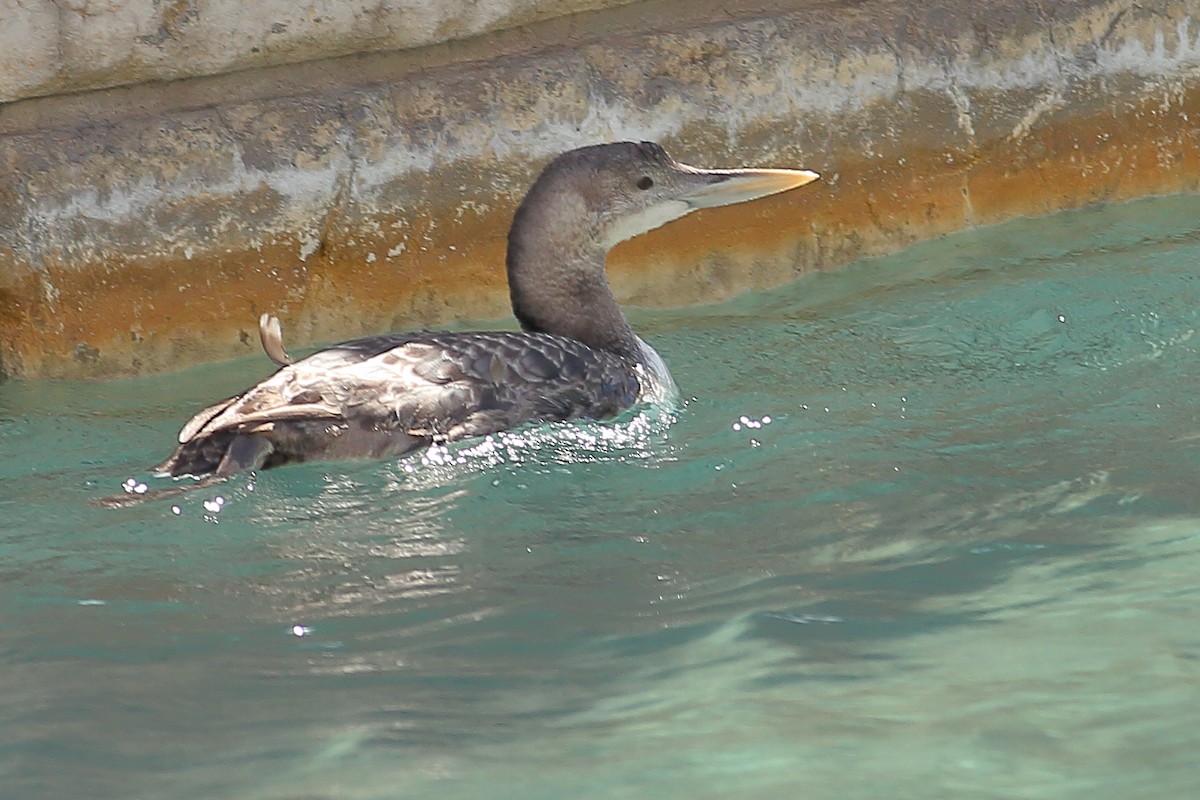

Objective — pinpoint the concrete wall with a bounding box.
[0,0,641,103]
[2,0,1200,379]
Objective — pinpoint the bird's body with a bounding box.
[156,142,818,478]
[160,330,649,476]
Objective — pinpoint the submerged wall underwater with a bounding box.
[1,0,1199,379]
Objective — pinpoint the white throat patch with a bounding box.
[597,199,693,249]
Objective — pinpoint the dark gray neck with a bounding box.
[506,197,643,363]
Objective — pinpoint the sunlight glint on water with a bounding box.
[2,194,1200,799]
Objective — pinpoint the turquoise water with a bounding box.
[3,195,1200,799]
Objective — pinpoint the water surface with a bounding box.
[3,195,1200,799]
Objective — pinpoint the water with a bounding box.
[3,194,1200,799]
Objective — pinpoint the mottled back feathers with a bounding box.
[158,331,641,476]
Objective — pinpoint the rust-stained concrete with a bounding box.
[2,0,1199,379]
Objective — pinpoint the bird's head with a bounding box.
[515,141,820,253]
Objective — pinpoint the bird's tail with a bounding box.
[93,432,273,508]
[156,431,273,478]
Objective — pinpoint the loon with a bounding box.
[157,142,818,478]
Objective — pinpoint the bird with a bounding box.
[156,141,819,478]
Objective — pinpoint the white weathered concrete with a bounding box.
[0,0,641,103]
[12,0,1200,251]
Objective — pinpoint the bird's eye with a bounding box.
[636,176,654,190]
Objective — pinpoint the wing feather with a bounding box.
[177,395,239,444]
